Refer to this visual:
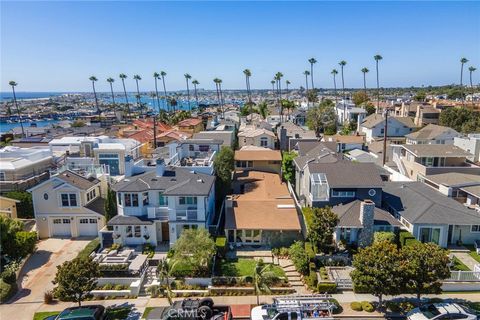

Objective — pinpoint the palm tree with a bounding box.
[303,70,310,92]
[150,92,158,147]
[184,73,192,111]
[286,80,291,92]
[270,80,275,92]
[119,73,131,120]
[133,75,142,115]
[192,79,200,108]
[460,57,469,104]
[243,69,252,103]
[89,76,100,115]
[160,71,168,112]
[275,72,284,100]
[339,60,347,122]
[374,54,383,112]
[308,58,317,89]
[257,101,269,119]
[157,258,178,306]
[213,78,224,118]
[153,72,162,114]
[106,78,117,121]
[8,81,24,138]
[253,260,277,305]
[361,67,369,95]
[469,66,477,102]
[218,78,224,118]
[331,69,339,105]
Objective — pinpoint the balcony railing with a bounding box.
[176,209,198,221]
[147,207,169,220]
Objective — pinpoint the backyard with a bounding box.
[218,258,285,278]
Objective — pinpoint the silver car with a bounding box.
[407,303,478,320]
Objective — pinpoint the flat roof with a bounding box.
[425,172,480,187]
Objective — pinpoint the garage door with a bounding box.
[51,218,72,237]
[78,218,98,236]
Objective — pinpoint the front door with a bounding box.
[161,222,169,243]
[156,222,162,243]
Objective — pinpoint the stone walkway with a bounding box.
[279,258,309,294]
[452,251,480,270]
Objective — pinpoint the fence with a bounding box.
[447,269,480,282]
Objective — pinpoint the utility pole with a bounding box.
[382,107,389,166]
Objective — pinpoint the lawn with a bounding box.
[451,256,470,271]
[77,238,100,259]
[465,245,480,264]
[33,312,59,320]
[219,259,285,278]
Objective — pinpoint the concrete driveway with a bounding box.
[0,238,92,320]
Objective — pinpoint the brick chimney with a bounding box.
[358,200,375,247]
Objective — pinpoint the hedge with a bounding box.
[304,272,318,291]
[317,282,337,293]
[361,301,375,312]
[0,279,15,303]
[216,236,227,257]
[304,242,315,261]
[350,302,362,311]
[399,231,420,248]
[77,238,100,259]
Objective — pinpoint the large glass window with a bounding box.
[159,193,168,206]
[98,153,120,175]
[420,227,441,245]
[179,197,197,205]
[332,190,355,197]
[260,137,269,147]
[61,193,77,207]
[310,173,329,201]
[124,193,139,207]
[134,226,141,237]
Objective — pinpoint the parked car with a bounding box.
[407,303,478,320]
[43,305,106,320]
[145,298,232,320]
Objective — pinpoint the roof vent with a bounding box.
[197,178,204,183]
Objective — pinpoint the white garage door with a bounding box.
[51,218,72,237]
[78,218,98,236]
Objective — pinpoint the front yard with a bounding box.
[218,258,285,278]
[465,245,480,264]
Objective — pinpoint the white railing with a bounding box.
[176,209,198,221]
[392,151,407,176]
[447,268,480,282]
[146,207,169,220]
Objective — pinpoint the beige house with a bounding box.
[0,196,20,219]
[405,124,460,145]
[234,147,282,174]
[238,128,276,149]
[29,170,107,239]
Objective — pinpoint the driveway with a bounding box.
[0,238,92,320]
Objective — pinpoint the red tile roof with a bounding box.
[177,118,202,127]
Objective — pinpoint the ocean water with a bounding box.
[0,119,60,133]
[0,92,67,101]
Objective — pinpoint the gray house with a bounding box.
[382,182,480,248]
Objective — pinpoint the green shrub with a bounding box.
[399,301,416,312]
[279,247,289,257]
[1,268,16,285]
[304,242,315,260]
[288,241,309,275]
[15,231,37,258]
[0,279,15,303]
[350,302,363,311]
[399,231,420,248]
[361,301,375,312]
[77,238,100,259]
[317,282,337,293]
[386,301,401,313]
[167,249,175,258]
[304,272,318,290]
[330,299,342,314]
[216,236,227,257]
[374,231,395,244]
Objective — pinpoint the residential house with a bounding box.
[454,134,480,163]
[166,139,222,175]
[277,122,317,151]
[238,128,276,150]
[193,130,235,148]
[0,146,53,192]
[360,114,416,143]
[418,172,480,199]
[390,144,479,181]
[224,170,302,247]
[335,102,367,125]
[157,130,191,147]
[291,110,307,127]
[413,105,441,126]
[344,149,378,163]
[30,170,107,238]
[234,147,282,174]
[405,124,460,145]
[382,182,480,248]
[104,161,215,248]
[333,199,401,247]
[323,134,365,152]
[177,118,204,134]
[0,196,20,219]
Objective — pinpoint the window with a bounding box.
[142,192,149,206]
[53,219,62,224]
[86,189,96,202]
[126,226,133,237]
[80,218,89,224]
[368,189,377,197]
[134,226,141,237]
[118,193,122,205]
[260,137,269,147]
[89,218,96,223]
[179,197,197,205]
[63,219,71,224]
[471,225,480,233]
[0,172,5,181]
[310,173,329,201]
[380,128,384,134]
[189,144,194,151]
[98,153,120,175]
[199,145,209,152]
[332,190,355,197]
[236,161,252,168]
[44,193,49,200]
[124,193,139,207]
[159,193,168,206]
[61,193,77,207]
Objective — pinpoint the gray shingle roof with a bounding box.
[85,197,105,216]
[333,200,402,228]
[297,141,336,156]
[405,124,459,140]
[56,170,99,190]
[107,215,153,226]
[112,167,215,195]
[308,160,384,188]
[402,144,472,157]
[361,114,416,129]
[382,182,480,225]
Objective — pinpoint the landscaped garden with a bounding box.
[465,245,480,264]
[218,258,285,278]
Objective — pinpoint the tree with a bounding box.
[71,120,86,127]
[307,88,319,103]
[303,71,310,94]
[281,99,295,117]
[9,81,25,138]
[52,257,100,306]
[308,58,317,89]
[192,79,200,108]
[160,71,168,112]
[469,66,476,98]
[106,78,116,116]
[253,259,277,305]
[339,60,347,122]
[374,54,383,112]
[331,69,338,105]
[257,101,269,119]
[281,151,297,185]
[288,241,309,275]
[439,107,480,133]
[304,207,338,252]
[460,58,469,104]
[243,69,252,103]
[0,216,34,260]
[153,72,162,114]
[184,73,192,111]
[351,241,404,308]
[5,191,34,219]
[104,187,117,222]
[89,76,100,115]
[213,78,224,118]
[157,258,178,305]
[414,90,427,102]
[373,231,395,244]
[401,243,450,301]
[133,74,142,109]
[306,99,336,136]
[119,73,131,120]
[361,67,369,95]
[173,228,216,275]
[213,146,234,203]
[352,91,369,106]
[364,103,376,116]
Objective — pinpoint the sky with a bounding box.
[1,1,479,92]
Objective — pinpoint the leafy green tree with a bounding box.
[351,241,404,308]
[173,228,216,276]
[304,207,338,252]
[253,259,277,305]
[373,231,395,244]
[439,107,480,133]
[352,91,369,106]
[52,257,100,306]
[401,243,450,301]
[306,99,336,136]
[213,146,234,203]
[288,241,309,275]
[104,187,117,222]
[364,103,376,116]
[307,89,319,103]
[5,191,34,219]
[281,151,297,185]
[0,216,23,257]
[157,258,178,305]
[256,102,269,119]
[71,120,86,128]
[414,90,427,102]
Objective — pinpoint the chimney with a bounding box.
[124,155,133,177]
[358,200,375,247]
[156,158,166,177]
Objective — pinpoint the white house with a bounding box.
[103,160,216,248]
[360,114,416,142]
[405,124,460,145]
[238,128,276,149]
[454,134,480,163]
[335,101,367,125]
[30,170,107,238]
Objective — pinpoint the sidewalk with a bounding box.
[452,251,479,270]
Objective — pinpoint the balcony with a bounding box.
[175,209,198,221]
[147,207,169,221]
